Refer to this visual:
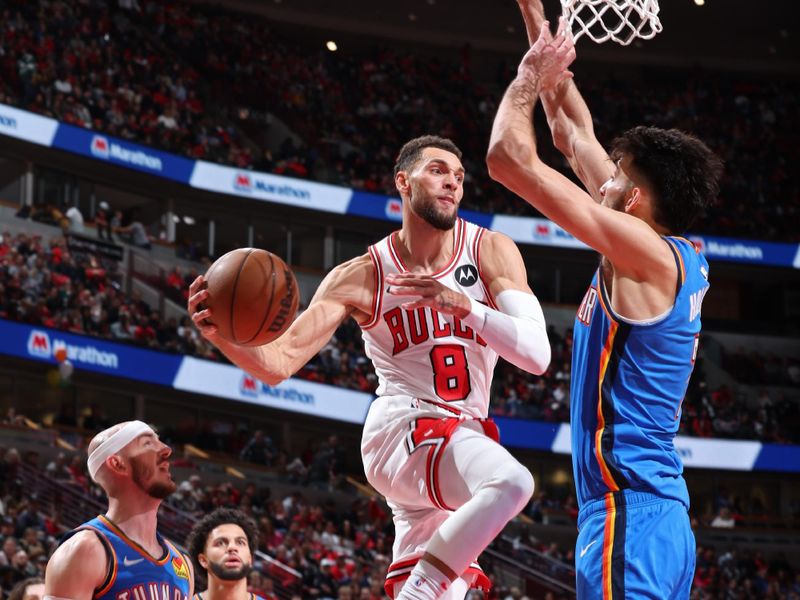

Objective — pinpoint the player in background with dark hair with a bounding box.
[488,4,723,598]
[186,508,263,600]
[189,134,552,599]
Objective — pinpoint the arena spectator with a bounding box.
[239,430,277,467]
[1,0,798,241]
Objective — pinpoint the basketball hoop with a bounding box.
[561,0,662,46]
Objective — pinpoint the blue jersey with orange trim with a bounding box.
[570,237,709,510]
[64,515,192,600]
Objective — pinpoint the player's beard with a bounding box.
[410,186,457,231]
[208,559,252,581]
[130,455,177,499]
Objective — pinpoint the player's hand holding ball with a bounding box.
[188,248,299,346]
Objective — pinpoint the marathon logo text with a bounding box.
[27,330,119,369]
[90,135,163,172]
[232,173,311,200]
[0,113,18,129]
[705,240,763,260]
[240,375,314,405]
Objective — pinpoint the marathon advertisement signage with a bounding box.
[491,215,590,250]
[495,419,800,473]
[190,161,353,213]
[0,102,59,147]
[3,313,800,466]
[172,357,373,424]
[51,124,195,182]
[4,103,800,269]
[689,235,800,269]
[0,319,182,385]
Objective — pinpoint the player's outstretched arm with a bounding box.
[487,21,673,280]
[45,531,108,600]
[516,0,612,201]
[385,232,550,375]
[189,255,374,385]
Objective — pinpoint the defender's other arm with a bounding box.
[487,21,674,281]
[517,0,612,200]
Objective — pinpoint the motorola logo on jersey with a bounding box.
[454,265,478,287]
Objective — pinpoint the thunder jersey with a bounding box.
[63,515,192,600]
[571,237,709,510]
[360,218,499,418]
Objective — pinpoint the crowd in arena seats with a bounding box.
[692,544,800,599]
[3,426,800,600]
[1,0,798,241]
[3,225,799,446]
[722,347,800,388]
[679,375,800,444]
[0,230,223,361]
[0,0,252,167]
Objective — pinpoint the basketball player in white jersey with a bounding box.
[188,135,551,600]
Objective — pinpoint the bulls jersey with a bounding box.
[571,237,709,510]
[62,515,192,600]
[360,218,499,418]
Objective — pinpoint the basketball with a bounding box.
[202,248,299,346]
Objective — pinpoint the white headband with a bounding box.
[87,420,155,481]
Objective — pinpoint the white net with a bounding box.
[561,0,662,46]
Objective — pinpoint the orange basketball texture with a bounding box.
[203,248,299,346]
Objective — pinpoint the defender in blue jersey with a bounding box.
[488,5,723,598]
[45,421,193,600]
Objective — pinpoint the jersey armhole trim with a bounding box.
[359,244,383,330]
[597,268,674,327]
[77,526,116,597]
[664,237,686,292]
[474,227,499,310]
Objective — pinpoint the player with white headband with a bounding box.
[44,421,194,600]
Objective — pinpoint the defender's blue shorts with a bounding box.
[575,490,695,599]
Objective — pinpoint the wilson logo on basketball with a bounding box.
[268,269,296,333]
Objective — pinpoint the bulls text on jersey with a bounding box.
[383,306,487,356]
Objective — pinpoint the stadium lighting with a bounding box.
[326,40,338,52]
[694,0,705,5]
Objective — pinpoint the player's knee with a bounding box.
[493,461,535,514]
